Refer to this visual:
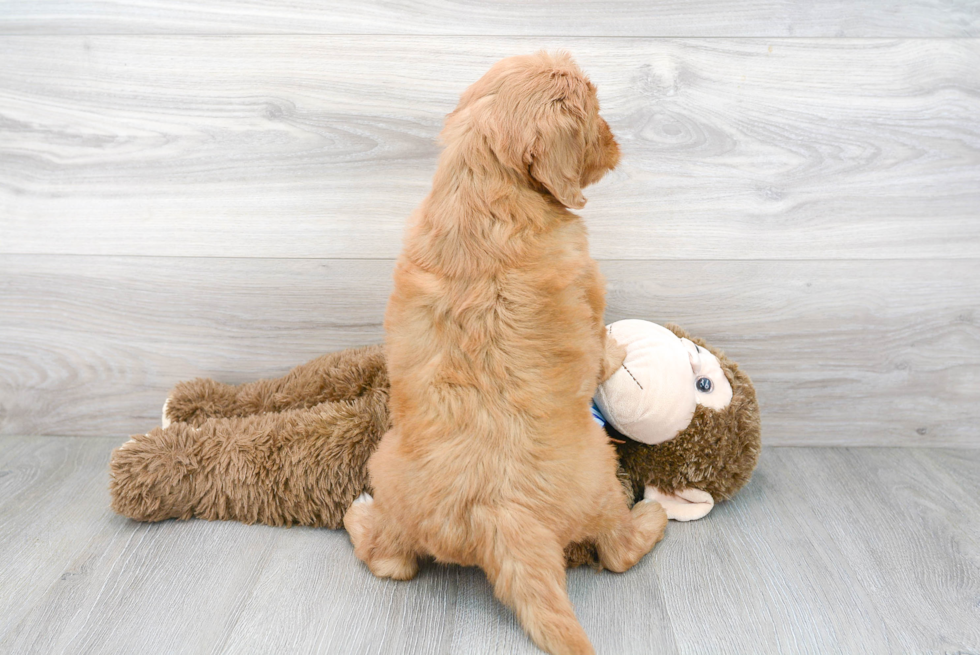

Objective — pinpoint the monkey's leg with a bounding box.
[164,344,387,426]
[112,386,390,529]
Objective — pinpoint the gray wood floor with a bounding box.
[1,436,978,655]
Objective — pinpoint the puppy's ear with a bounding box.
[471,55,594,208]
[526,97,587,209]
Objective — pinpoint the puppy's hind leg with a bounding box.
[593,483,667,573]
[485,524,595,655]
[343,494,419,581]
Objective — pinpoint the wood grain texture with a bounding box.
[918,448,980,553]
[0,437,121,644]
[654,446,980,655]
[1,255,977,446]
[1,0,977,36]
[2,438,978,654]
[0,256,392,438]
[2,37,979,260]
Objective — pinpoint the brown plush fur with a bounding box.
[166,343,389,426]
[343,52,664,655]
[110,345,390,528]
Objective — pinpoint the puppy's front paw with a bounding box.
[599,334,628,383]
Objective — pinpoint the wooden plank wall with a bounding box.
[1,2,978,446]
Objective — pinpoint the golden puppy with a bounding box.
[344,52,667,655]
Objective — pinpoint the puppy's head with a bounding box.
[445,51,620,209]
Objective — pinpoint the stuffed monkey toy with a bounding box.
[110,322,760,568]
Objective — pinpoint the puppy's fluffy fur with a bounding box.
[343,52,666,655]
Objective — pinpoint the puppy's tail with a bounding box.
[484,523,595,655]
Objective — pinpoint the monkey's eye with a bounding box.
[696,377,713,393]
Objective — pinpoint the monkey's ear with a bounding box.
[526,99,587,209]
